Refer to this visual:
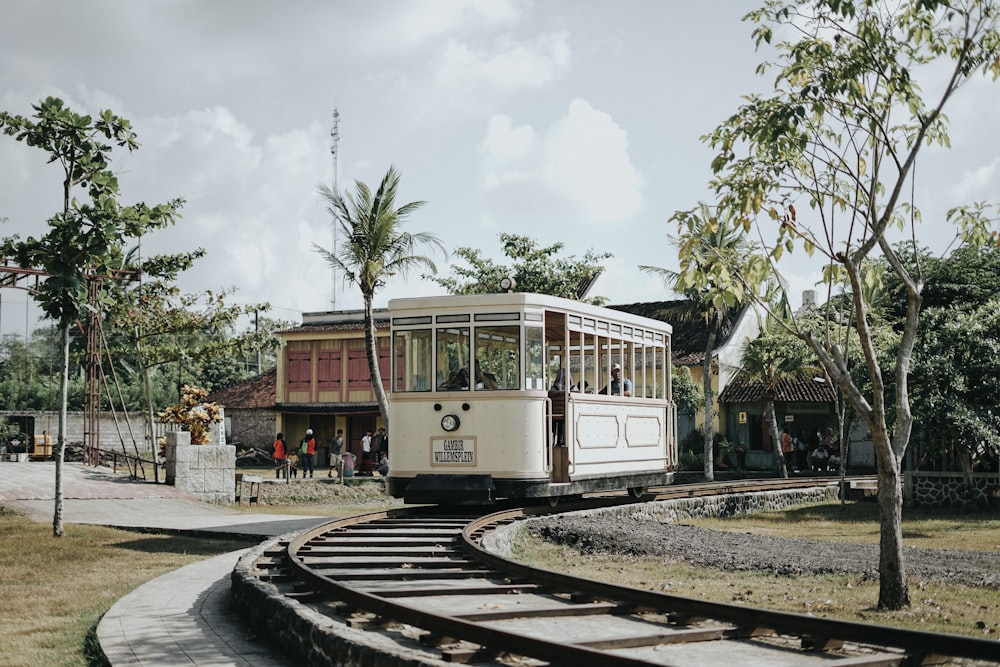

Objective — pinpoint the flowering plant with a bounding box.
[157,385,223,445]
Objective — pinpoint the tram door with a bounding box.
[545,311,571,483]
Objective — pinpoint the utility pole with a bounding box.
[330,107,340,310]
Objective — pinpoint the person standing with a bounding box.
[328,429,344,478]
[272,432,286,479]
[301,428,316,478]
[361,430,373,462]
[373,427,387,457]
[781,427,794,471]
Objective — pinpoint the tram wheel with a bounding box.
[547,495,560,507]
[628,486,647,499]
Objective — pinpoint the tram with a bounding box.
[385,289,677,504]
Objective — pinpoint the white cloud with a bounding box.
[436,31,570,90]
[950,157,1000,201]
[479,99,643,225]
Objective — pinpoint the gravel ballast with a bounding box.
[530,513,1000,589]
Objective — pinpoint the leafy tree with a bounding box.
[315,166,444,424]
[642,204,760,482]
[1,97,182,536]
[430,233,611,304]
[911,301,1000,476]
[703,1,1000,609]
[671,365,703,416]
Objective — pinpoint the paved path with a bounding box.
[0,461,325,666]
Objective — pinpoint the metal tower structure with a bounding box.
[330,107,341,309]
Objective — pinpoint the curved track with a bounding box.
[249,478,999,666]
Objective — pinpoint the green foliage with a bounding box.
[911,302,1000,467]
[1,97,182,329]
[671,365,703,415]
[429,233,611,305]
[694,1,1000,606]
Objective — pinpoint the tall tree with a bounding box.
[1,97,182,536]
[430,233,611,304]
[704,1,1000,609]
[315,166,444,424]
[642,203,759,482]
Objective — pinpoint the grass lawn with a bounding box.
[0,491,402,667]
[512,501,1000,640]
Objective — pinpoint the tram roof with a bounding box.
[388,292,673,335]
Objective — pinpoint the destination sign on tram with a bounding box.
[431,437,476,465]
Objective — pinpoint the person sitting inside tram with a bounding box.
[474,360,498,390]
[600,363,632,397]
[439,367,470,390]
[551,368,572,391]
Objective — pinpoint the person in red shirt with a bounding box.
[302,428,317,478]
[272,433,286,479]
[781,427,794,471]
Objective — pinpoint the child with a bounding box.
[286,450,300,478]
[341,451,356,477]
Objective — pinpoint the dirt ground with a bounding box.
[529,513,1000,589]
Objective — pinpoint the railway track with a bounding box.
[243,479,998,666]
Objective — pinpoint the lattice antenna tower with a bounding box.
[330,107,341,309]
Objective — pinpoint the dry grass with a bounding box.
[512,501,1000,640]
[0,506,250,667]
[690,501,1000,551]
[0,478,403,667]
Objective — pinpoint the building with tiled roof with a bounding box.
[273,308,391,466]
[207,368,277,450]
[609,300,761,447]
[717,366,839,470]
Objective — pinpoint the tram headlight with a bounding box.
[440,414,460,432]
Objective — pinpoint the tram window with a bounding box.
[526,326,544,390]
[475,325,519,390]
[437,327,471,390]
[393,329,432,392]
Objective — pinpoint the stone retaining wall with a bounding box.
[483,485,839,557]
[907,472,1000,509]
[231,486,837,665]
[231,536,451,667]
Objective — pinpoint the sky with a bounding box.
[2,0,999,339]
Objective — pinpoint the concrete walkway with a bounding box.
[0,461,326,666]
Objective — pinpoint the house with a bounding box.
[206,368,276,450]
[718,376,838,469]
[273,309,390,466]
[609,301,761,446]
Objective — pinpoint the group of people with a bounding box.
[781,426,841,472]
[550,363,633,396]
[270,429,316,479]
[272,427,388,479]
[439,361,499,391]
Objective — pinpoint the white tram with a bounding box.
[386,291,677,504]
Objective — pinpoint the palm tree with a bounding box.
[315,166,445,424]
[642,203,758,481]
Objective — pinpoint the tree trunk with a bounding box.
[876,433,909,609]
[765,397,787,478]
[364,295,390,426]
[702,330,717,482]
[53,321,69,537]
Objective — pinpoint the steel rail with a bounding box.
[461,505,1000,664]
[278,477,997,666]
